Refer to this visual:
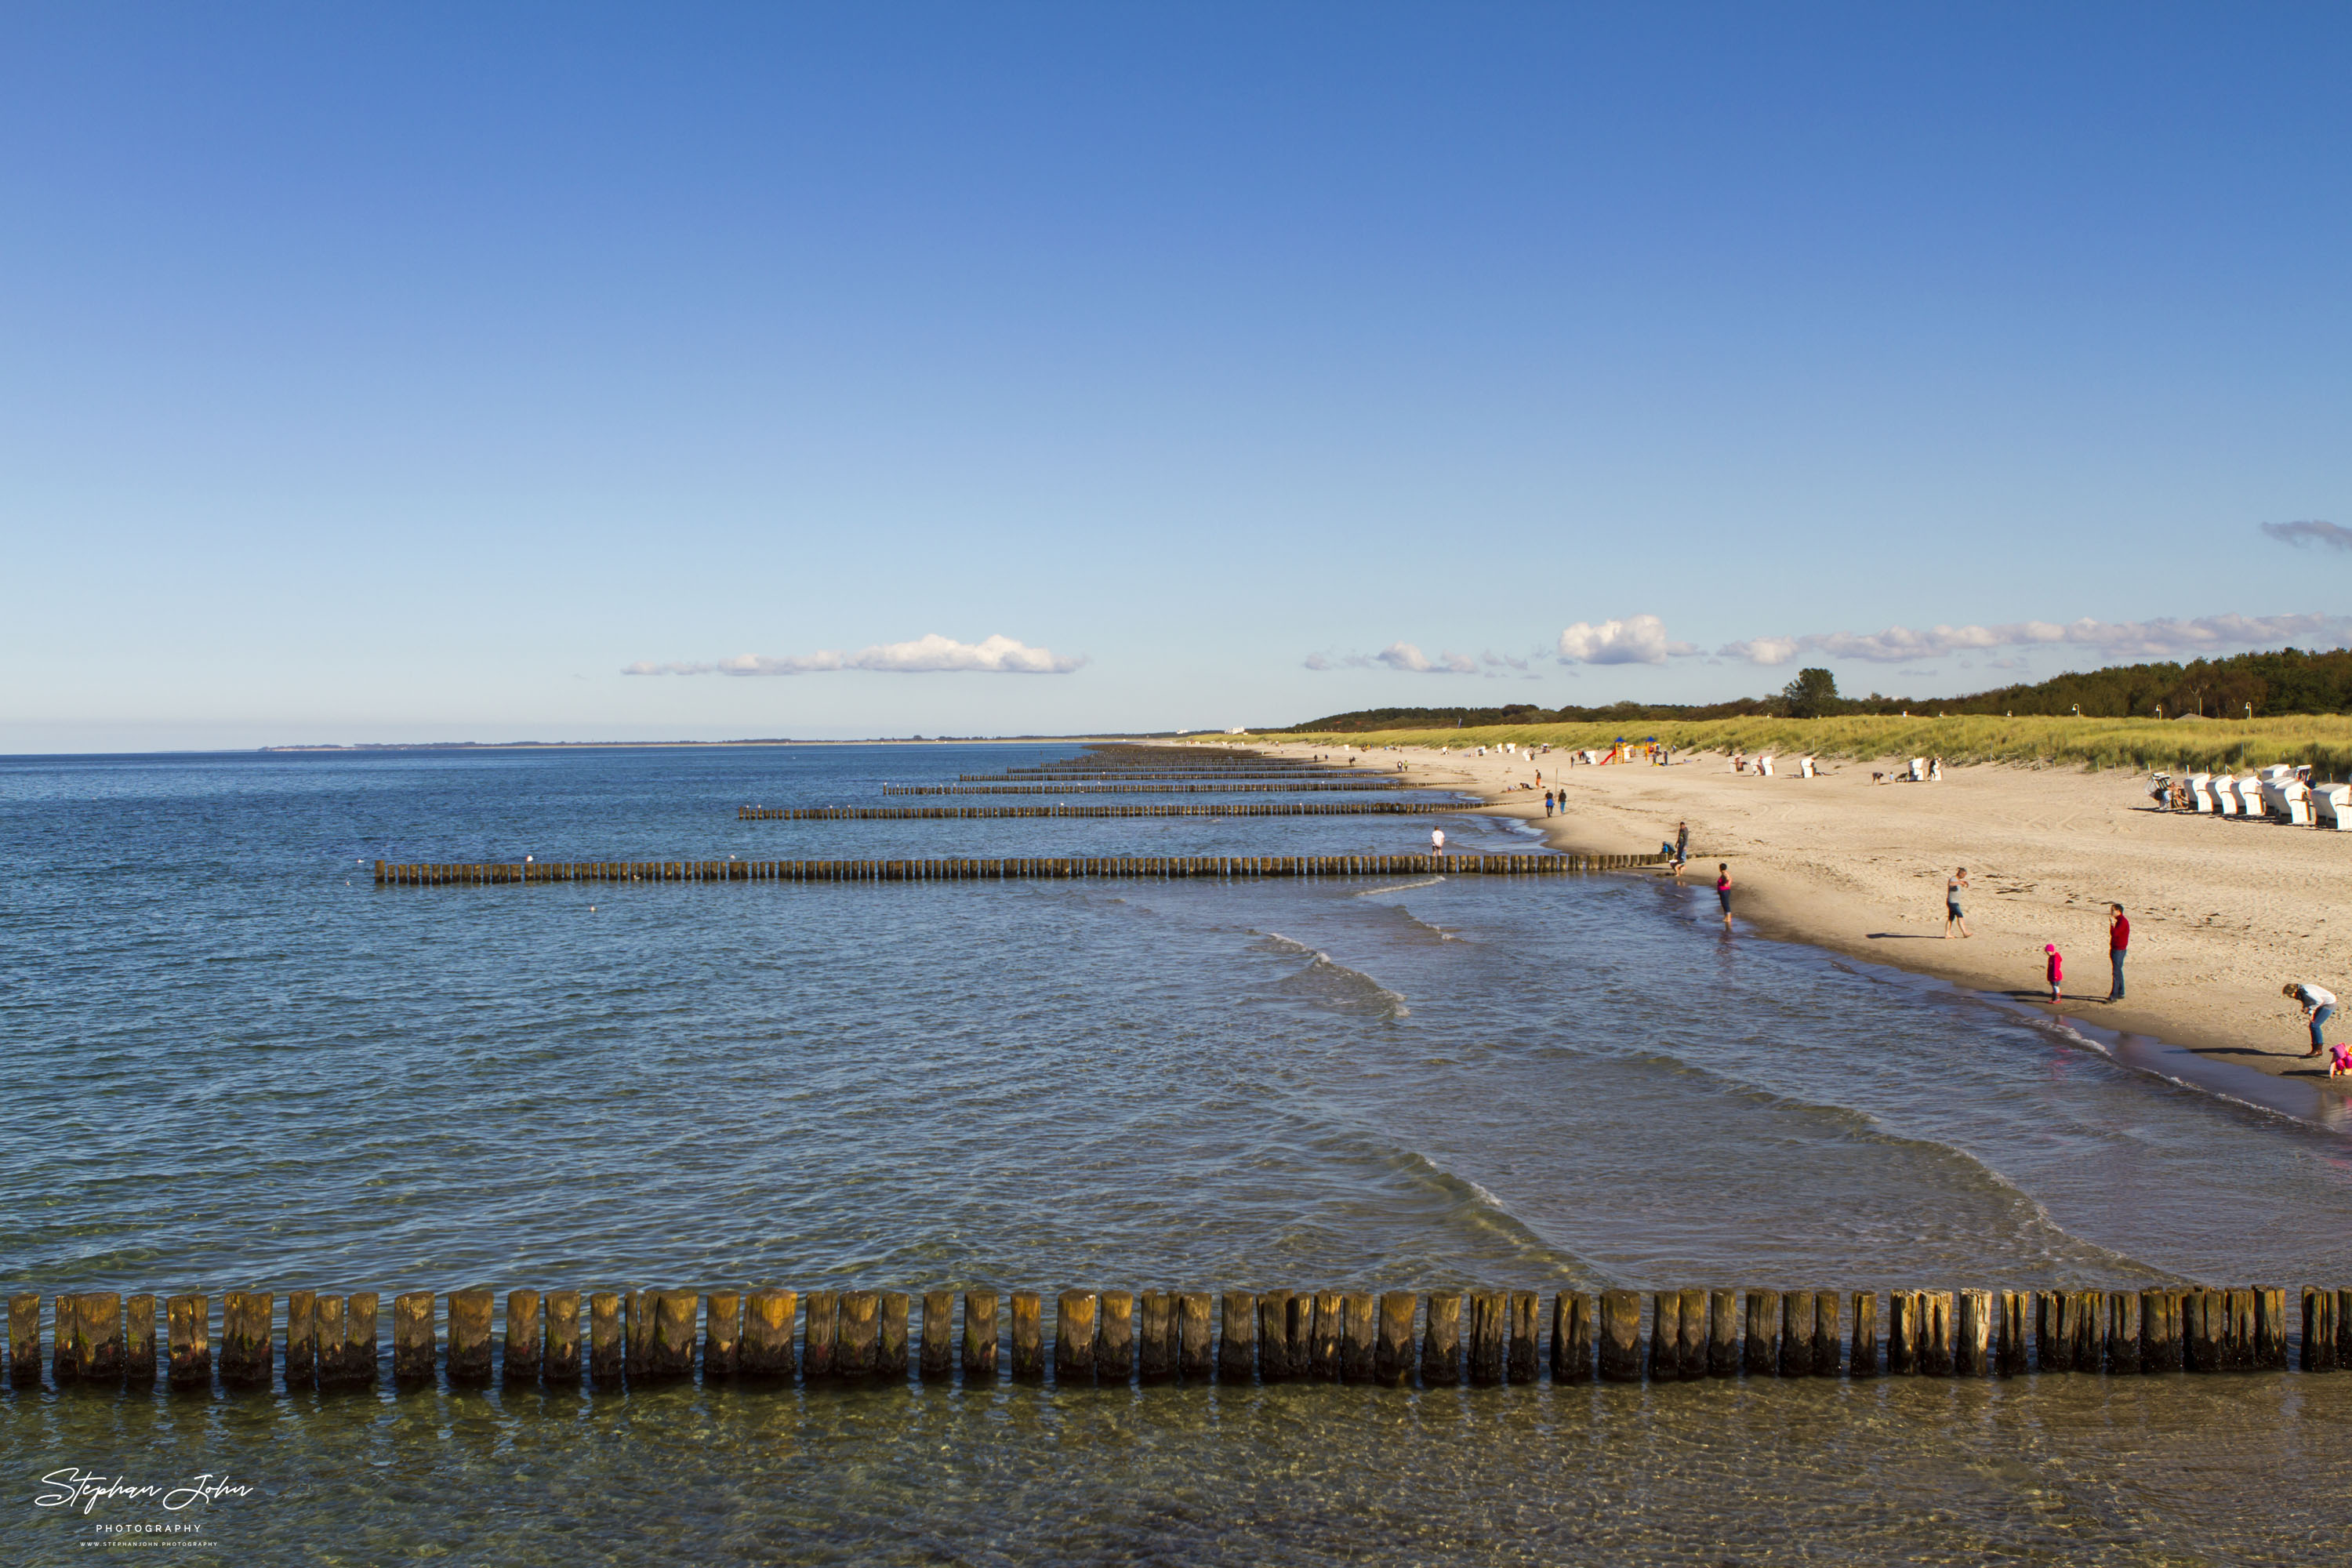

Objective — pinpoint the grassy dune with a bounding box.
[1235,714,2352,776]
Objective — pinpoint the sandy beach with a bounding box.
[1232,739,2352,1090]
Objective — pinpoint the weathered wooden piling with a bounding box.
[1221,1292,1259,1381]
[702,1291,740,1379]
[1421,1293,1464,1386]
[1470,1290,1507,1385]
[804,1290,840,1379]
[1599,1290,1642,1382]
[964,1291,1000,1379]
[1096,1291,1134,1383]
[1135,1292,1172,1382]
[1743,1290,1780,1375]
[1010,1292,1044,1381]
[838,1291,880,1378]
[1812,1292,1840,1377]
[1178,1292,1214,1380]
[9,1293,38,1385]
[168,1294,209,1388]
[2140,1289,2181,1372]
[2038,1292,2075,1373]
[1779,1292,1816,1376]
[504,1290,544,1384]
[2107,1292,2141,1375]
[449,1290,494,1384]
[314,1295,350,1385]
[1256,1291,1294,1381]
[1508,1291,1541,1384]
[1955,1290,1992,1377]
[1648,1293,1680,1381]
[1552,1292,1592,1381]
[1850,1291,1878,1377]
[624,1290,650,1378]
[1995,1291,2027,1377]
[2256,1287,2288,1370]
[2226,1289,2256,1372]
[1342,1294,1379,1382]
[1708,1290,1740,1377]
[547,1290,580,1381]
[81,1293,122,1381]
[1374,1293,1414,1383]
[221,1291,271,1388]
[126,1294,155,1384]
[742,1290,793,1377]
[590,1293,623,1383]
[921,1290,957,1379]
[2304,1287,2338,1372]
[49,1294,81,1382]
[345,1292,379,1386]
[1886,1290,1917,1374]
[285,1291,316,1387]
[1918,1291,1953,1377]
[390,1292,433,1384]
[1679,1289,1711,1381]
[2071,1290,2103,1372]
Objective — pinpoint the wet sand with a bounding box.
[1240,739,2352,1091]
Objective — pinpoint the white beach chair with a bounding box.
[2212,775,2239,815]
[1758,755,1774,777]
[2184,772,2212,812]
[1799,755,1817,779]
[2314,785,2352,830]
[1907,757,1926,782]
[2233,775,2266,817]
[2281,781,2313,826]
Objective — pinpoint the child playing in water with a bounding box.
[2331,1043,2352,1078]
[2045,944,2063,1003]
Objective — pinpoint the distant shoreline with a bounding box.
[261,733,1203,753]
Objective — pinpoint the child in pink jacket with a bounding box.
[2044,944,2063,1003]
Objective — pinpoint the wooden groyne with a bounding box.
[883,782,1408,796]
[12,1285,2341,1394]
[736,803,1457,821]
[372,852,1650,886]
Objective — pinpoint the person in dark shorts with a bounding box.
[1715,863,1733,928]
[1945,868,1972,938]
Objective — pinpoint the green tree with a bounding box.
[1782,666,1841,718]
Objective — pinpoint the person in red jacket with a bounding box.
[2107,904,2129,1003]
[2045,944,2063,1004]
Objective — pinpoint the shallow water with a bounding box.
[6,746,2350,1563]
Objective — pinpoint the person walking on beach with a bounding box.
[2286,982,2337,1058]
[1945,869,1972,938]
[1544,789,1555,818]
[1715,864,1733,929]
[2044,944,2063,1004]
[2106,905,2129,1002]
[1674,821,1690,865]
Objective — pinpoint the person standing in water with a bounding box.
[1945,869,1972,938]
[1431,827,1446,856]
[1674,821,1690,864]
[2045,944,2063,1003]
[1715,863,1733,928]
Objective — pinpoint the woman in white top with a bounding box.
[2287,982,2338,1057]
[1431,828,1446,855]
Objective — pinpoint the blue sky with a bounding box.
[5,2,2348,748]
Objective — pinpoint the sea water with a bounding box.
[5,745,2350,1563]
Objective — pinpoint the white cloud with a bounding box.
[1717,612,2352,666]
[1556,614,1697,665]
[624,633,1084,677]
[1374,641,1477,674]
[2260,520,2352,550]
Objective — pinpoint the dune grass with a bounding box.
[1222,714,2352,777]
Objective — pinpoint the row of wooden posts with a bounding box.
[17,1286,2351,1392]
[881,782,1407,796]
[372,852,1655,887]
[732,803,1450,821]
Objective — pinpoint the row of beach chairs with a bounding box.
[2155,764,2351,829]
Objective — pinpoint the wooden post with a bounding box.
[1649,1292,1680,1381]
[1886,1291,1916,1374]
[2303,1287,2338,1372]
[1053,1291,1098,1382]
[874,1291,909,1377]
[1919,1291,1953,1377]
[1552,1293,1592,1381]
[1178,1292,1214,1381]
[10,1293,41,1385]
[743,1290,794,1377]
[590,1293,623,1384]
[837,1291,880,1378]
[1308,1291,1343,1380]
[220,1292,270,1388]
[285,1291,316,1388]
[1421,1293,1463,1386]
[922,1290,957,1380]
[546,1290,581,1383]
[1955,1290,1991,1377]
[505,1290,544,1385]
[703,1291,741,1379]
[804,1290,840,1380]
[125,1295,155,1384]
[2140,1289,2180,1373]
[2071,1290,2103,1372]
[624,1290,649,1379]
[314,1295,349,1385]
[1678,1289,1710,1381]
[1779,1292,1815,1376]
[392,1292,434,1385]
[2038,1292,2074,1373]
[1010,1292,1044,1381]
[2255,1287,2288,1370]
[449,1290,494,1384]
[2180,1289,2214,1372]
[1599,1290,1641,1382]
[1708,1290,1740,1377]
[1850,1291,1878,1377]
[2107,1292,2141,1374]
[1136,1292,1172,1382]
[964,1291,1000,1379]
[1096,1291,1134,1384]
[82,1293,123,1381]
[1469,1290,1507,1385]
[1811,1291,1839,1377]
[346,1292,378,1385]
[167,1294,209,1388]
[1508,1291,1541,1384]
[1743,1290,1780,1375]
[646,1290,696,1378]
[1995,1291,2027,1377]
[1345,1294,1380,1382]
[1220,1292,1259,1382]
[1258,1291,1294,1381]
